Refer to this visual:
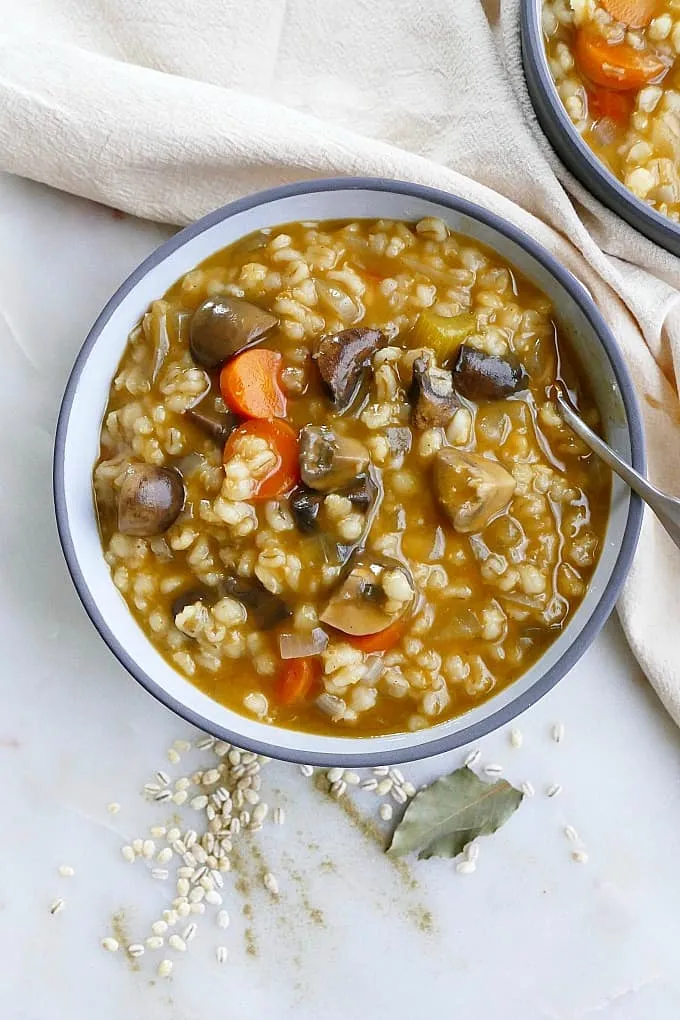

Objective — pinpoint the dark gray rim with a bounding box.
[53,176,645,766]
[521,0,680,256]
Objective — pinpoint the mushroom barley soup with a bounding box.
[94,217,609,736]
[544,0,680,217]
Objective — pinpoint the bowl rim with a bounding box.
[53,176,645,764]
[520,0,680,256]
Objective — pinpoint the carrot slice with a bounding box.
[220,348,287,419]
[600,0,660,28]
[575,30,667,90]
[276,658,320,705]
[223,418,299,500]
[348,617,407,653]
[588,86,634,123]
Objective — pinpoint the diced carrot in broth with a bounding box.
[223,418,299,500]
[588,86,634,124]
[601,0,661,28]
[348,617,407,653]
[220,348,287,419]
[276,658,320,704]
[575,30,668,90]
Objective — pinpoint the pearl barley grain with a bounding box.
[158,959,173,978]
[379,803,393,822]
[101,938,119,952]
[263,872,279,895]
[456,860,476,875]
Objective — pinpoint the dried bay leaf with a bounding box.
[387,766,523,860]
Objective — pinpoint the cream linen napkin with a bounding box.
[2,0,680,720]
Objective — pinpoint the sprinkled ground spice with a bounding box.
[111,910,140,972]
[66,721,586,980]
[281,855,326,928]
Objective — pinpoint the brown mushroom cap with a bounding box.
[314,327,384,413]
[117,463,185,536]
[299,426,370,492]
[409,356,459,429]
[189,296,277,369]
[434,448,516,533]
[289,484,324,533]
[452,344,526,401]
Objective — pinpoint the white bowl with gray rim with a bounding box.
[53,177,645,766]
[521,0,680,256]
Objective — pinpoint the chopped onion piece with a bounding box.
[149,305,170,384]
[363,654,384,684]
[500,591,546,610]
[279,627,328,659]
[315,693,346,720]
[315,279,358,324]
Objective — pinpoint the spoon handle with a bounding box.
[556,394,680,552]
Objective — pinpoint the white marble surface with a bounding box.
[2,172,680,1020]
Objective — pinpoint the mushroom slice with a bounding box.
[299,426,370,492]
[339,472,379,510]
[145,301,170,384]
[320,466,383,567]
[314,327,384,413]
[289,484,324,533]
[409,356,459,430]
[452,344,526,400]
[218,576,291,629]
[186,397,238,445]
[117,462,185,536]
[434,448,516,534]
[319,559,415,637]
[189,296,277,369]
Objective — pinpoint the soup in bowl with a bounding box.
[54,180,643,764]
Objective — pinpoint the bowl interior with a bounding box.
[55,181,642,765]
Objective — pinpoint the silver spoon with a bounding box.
[555,390,680,551]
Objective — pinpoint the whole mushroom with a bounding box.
[452,344,526,400]
[190,296,278,369]
[117,463,185,536]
